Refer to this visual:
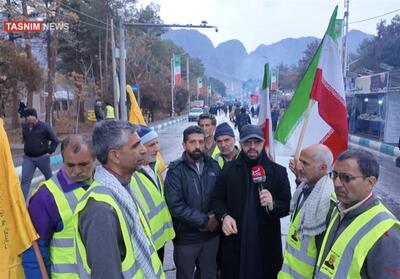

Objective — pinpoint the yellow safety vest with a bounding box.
[278,207,317,279]
[279,193,337,279]
[131,170,175,250]
[211,145,220,159]
[31,176,91,279]
[212,152,225,168]
[74,184,165,278]
[315,202,399,278]
[105,105,115,119]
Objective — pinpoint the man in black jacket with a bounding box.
[211,124,291,279]
[21,108,59,199]
[165,125,221,279]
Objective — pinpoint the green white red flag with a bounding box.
[275,6,348,159]
[173,54,182,86]
[258,63,275,160]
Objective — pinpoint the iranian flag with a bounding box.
[258,63,275,161]
[275,6,348,159]
[173,54,182,86]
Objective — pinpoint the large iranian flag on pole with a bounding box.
[275,6,348,159]
[258,63,275,161]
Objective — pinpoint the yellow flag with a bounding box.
[127,85,167,175]
[0,118,38,278]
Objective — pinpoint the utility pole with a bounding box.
[111,18,120,119]
[171,56,175,117]
[187,56,190,110]
[343,0,350,81]
[118,9,127,121]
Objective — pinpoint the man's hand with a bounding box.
[222,215,238,236]
[259,189,274,211]
[289,157,300,178]
[206,214,219,232]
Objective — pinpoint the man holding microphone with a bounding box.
[211,124,291,279]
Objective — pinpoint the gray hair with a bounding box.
[336,149,379,179]
[313,144,334,172]
[61,134,95,159]
[92,120,138,164]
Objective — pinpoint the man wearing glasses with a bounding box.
[279,144,335,279]
[315,149,400,278]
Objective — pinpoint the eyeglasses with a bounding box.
[329,171,365,183]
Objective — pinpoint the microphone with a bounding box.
[251,165,269,213]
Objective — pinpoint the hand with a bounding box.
[259,189,273,211]
[289,157,299,178]
[222,215,238,236]
[206,214,219,232]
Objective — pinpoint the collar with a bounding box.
[57,167,91,192]
[104,166,131,187]
[338,192,373,218]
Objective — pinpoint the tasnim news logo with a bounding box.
[3,20,69,32]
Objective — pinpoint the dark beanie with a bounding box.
[214,122,235,139]
[24,108,37,118]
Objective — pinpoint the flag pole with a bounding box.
[32,240,49,279]
[294,100,313,159]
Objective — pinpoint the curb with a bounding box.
[15,115,188,176]
[349,135,400,157]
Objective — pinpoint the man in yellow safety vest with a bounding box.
[74,120,164,278]
[23,135,96,279]
[315,149,400,278]
[132,125,175,262]
[278,144,335,279]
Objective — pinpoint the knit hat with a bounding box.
[137,125,158,144]
[239,124,264,142]
[24,108,37,118]
[214,122,235,139]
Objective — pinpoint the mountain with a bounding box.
[162,29,374,85]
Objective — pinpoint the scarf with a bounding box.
[94,166,159,278]
[290,174,334,236]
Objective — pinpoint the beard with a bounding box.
[187,149,203,161]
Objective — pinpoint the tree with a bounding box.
[297,39,320,78]
[352,15,400,73]
[0,41,42,128]
[208,77,226,97]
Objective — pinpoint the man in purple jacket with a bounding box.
[22,134,96,278]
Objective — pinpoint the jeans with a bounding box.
[21,154,53,199]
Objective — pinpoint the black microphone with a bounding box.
[251,165,269,213]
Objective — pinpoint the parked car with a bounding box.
[188,107,203,122]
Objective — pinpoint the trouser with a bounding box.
[21,154,53,199]
[174,236,219,279]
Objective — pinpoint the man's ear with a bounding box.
[367,175,377,189]
[182,142,186,151]
[108,149,120,165]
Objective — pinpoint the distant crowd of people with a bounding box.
[7,107,399,278]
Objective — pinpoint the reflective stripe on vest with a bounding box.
[32,176,88,278]
[105,105,115,119]
[213,152,225,168]
[315,202,399,278]
[278,207,317,279]
[131,172,175,250]
[74,184,165,278]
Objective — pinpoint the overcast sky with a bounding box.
[139,0,400,53]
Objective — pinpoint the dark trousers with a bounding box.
[174,236,219,279]
[21,154,52,199]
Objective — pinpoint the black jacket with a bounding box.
[22,121,59,157]
[211,152,291,279]
[164,152,221,245]
[235,112,251,131]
